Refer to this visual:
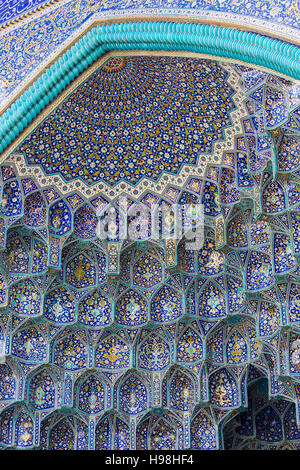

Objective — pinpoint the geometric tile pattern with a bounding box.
[0,55,299,450]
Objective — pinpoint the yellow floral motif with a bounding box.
[74,262,86,283]
[215,384,229,406]
[103,346,123,364]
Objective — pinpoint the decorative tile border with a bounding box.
[0,2,299,113]
[0,20,299,162]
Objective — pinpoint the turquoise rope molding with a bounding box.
[0,21,299,156]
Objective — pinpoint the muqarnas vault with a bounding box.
[0,0,299,452]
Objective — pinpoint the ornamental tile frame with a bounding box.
[0,0,299,115]
[0,20,299,166]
